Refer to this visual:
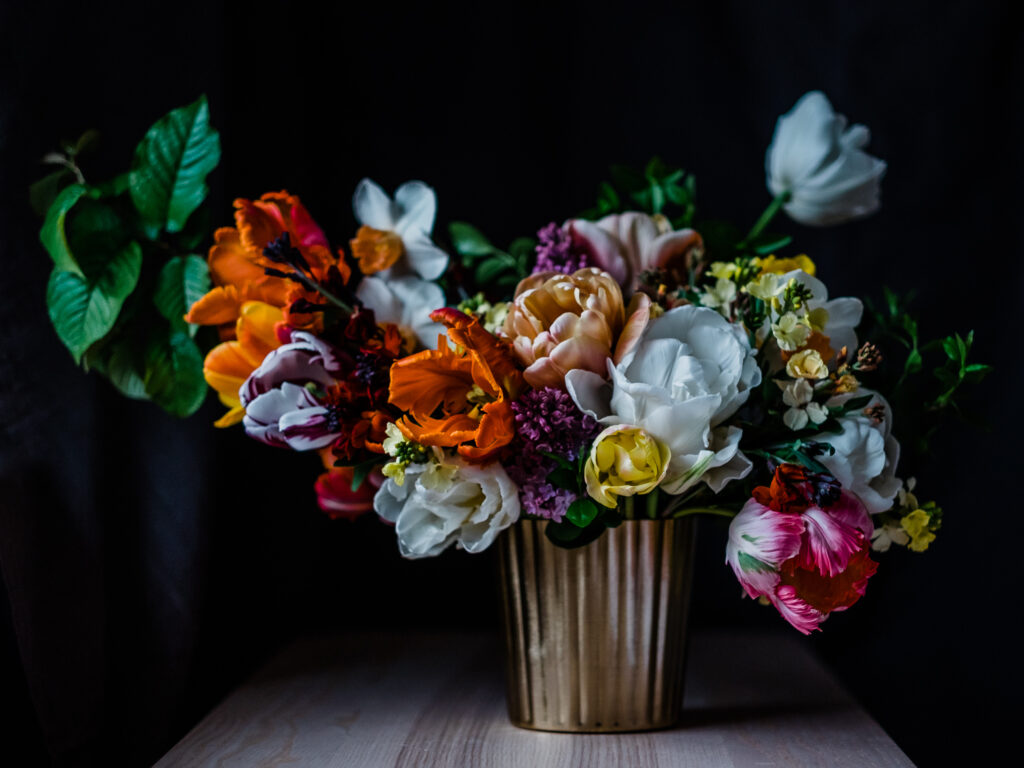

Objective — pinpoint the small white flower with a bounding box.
[352,178,449,280]
[779,379,828,431]
[356,274,445,349]
[871,523,909,553]
[700,277,737,313]
[766,91,887,226]
[772,312,812,352]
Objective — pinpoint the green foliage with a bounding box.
[129,95,221,238]
[153,255,210,337]
[46,242,142,363]
[583,157,697,225]
[448,221,533,292]
[33,97,221,418]
[545,506,623,549]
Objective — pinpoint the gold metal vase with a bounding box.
[498,517,696,733]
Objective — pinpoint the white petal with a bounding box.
[401,229,449,281]
[353,178,396,230]
[393,181,438,235]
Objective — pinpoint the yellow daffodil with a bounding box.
[585,425,671,508]
[755,254,817,276]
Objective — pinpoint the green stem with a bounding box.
[646,491,659,520]
[671,507,738,520]
[739,191,791,250]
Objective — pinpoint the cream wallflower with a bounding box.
[745,273,785,301]
[786,349,829,379]
[709,261,740,280]
[779,379,828,431]
[700,278,737,313]
[772,312,812,352]
[584,425,670,508]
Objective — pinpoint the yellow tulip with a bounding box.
[584,425,671,508]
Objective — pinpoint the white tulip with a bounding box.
[766,91,886,226]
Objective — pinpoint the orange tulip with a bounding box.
[201,301,285,426]
[389,310,523,464]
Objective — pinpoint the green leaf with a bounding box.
[565,498,599,528]
[153,255,210,335]
[507,237,536,262]
[904,348,923,375]
[546,465,578,491]
[102,339,149,400]
[40,183,88,274]
[347,458,382,492]
[129,95,221,238]
[46,241,143,363]
[88,173,130,199]
[448,221,495,257]
[475,254,516,284]
[143,327,207,417]
[30,169,75,218]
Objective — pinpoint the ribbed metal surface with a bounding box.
[498,518,696,732]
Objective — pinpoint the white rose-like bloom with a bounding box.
[767,91,887,226]
[374,456,520,559]
[813,390,901,515]
[567,305,761,496]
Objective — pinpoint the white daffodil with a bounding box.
[813,390,901,515]
[772,312,812,352]
[356,274,445,349]
[352,178,449,280]
[700,277,737,313]
[766,91,887,226]
[779,378,828,431]
[374,453,520,559]
[567,305,761,495]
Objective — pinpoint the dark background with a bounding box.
[1,1,1020,765]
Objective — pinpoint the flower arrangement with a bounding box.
[33,92,989,634]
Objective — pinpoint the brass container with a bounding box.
[498,518,696,732]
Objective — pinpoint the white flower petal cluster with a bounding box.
[767,91,887,226]
[567,305,761,495]
[374,454,520,558]
[813,390,901,515]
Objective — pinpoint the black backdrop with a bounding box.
[1,1,1021,765]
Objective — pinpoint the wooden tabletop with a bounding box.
[155,630,913,767]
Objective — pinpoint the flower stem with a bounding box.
[739,191,791,250]
[646,491,659,520]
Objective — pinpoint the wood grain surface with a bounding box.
[154,631,914,767]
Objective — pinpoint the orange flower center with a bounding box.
[350,226,404,274]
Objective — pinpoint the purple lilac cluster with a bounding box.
[532,222,588,275]
[506,387,600,521]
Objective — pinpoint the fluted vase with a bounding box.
[498,518,696,733]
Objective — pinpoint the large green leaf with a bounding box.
[46,241,143,363]
[129,95,221,238]
[40,183,88,274]
[143,328,207,417]
[153,254,210,335]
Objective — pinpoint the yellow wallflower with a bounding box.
[786,349,829,380]
[756,254,817,276]
[900,509,937,552]
[585,425,670,508]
